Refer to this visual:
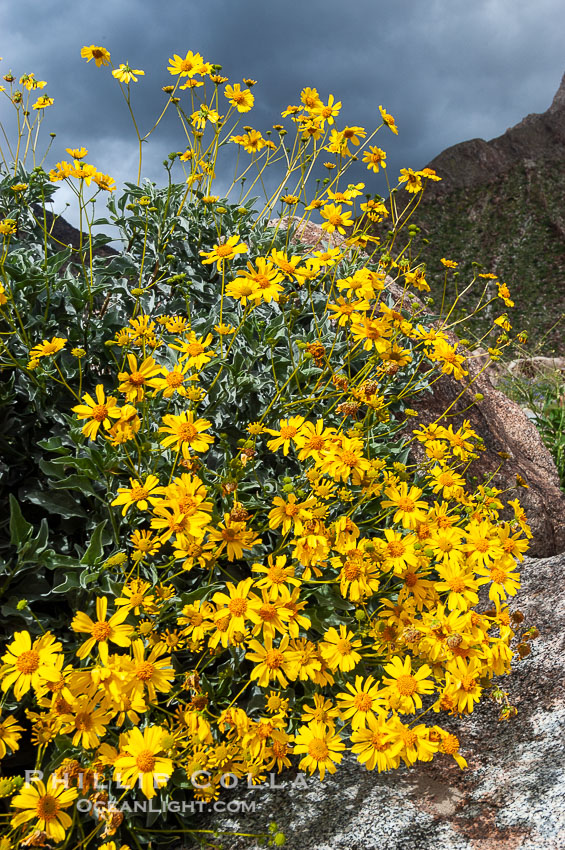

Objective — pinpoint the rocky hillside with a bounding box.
[391,73,565,355]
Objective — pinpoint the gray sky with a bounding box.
[2,0,565,222]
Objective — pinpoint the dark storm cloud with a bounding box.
[2,0,564,218]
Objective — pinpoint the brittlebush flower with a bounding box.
[111,475,165,516]
[158,411,214,458]
[319,625,362,672]
[224,83,254,112]
[71,384,121,440]
[1,631,62,700]
[293,721,345,779]
[71,597,133,661]
[11,777,78,843]
[0,714,24,758]
[112,63,145,84]
[113,726,173,798]
[81,45,111,66]
[200,235,248,271]
[167,51,206,78]
[381,655,434,713]
[29,336,67,360]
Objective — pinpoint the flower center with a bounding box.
[178,423,198,441]
[166,372,184,387]
[187,342,204,356]
[75,712,93,731]
[129,592,144,607]
[370,733,389,751]
[336,638,352,655]
[128,371,146,386]
[343,562,362,580]
[442,734,460,754]
[353,693,373,712]
[16,649,40,674]
[136,661,155,681]
[308,738,329,760]
[279,425,297,439]
[461,675,477,691]
[228,598,247,616]
[396,674,418,696]
[214,245,233,258]
[340,451,359,467]
[135,750,156,772]
[404,571,418,587]
[91,621,111,641]
[447,576,466,592]
[387,541,405,557]
[259,604,277,621]
[91,403,108,422]
[131,486,148,502]
[490,568,506,583]
[265,649,284,669]
[36,794,60,820]
[267,566,287,584]
[397,498,415,512]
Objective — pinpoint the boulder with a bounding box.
[185,553,565,850]
[266,217,565,557]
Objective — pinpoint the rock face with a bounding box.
[411,347,565,558]
[185,553,565,850]
[268,217,565,557]
[385,72,565,354]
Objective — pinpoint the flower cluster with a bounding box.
[0,46,532,850]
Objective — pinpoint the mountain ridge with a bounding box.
[392,72,565,354]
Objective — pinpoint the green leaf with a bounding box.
[9,495,33,547]
[80,520,107,566]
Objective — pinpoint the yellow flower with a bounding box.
[224,83,254,112]
[265,416,306,456]
[11,777,78,843]
[112,63,145,84]
[381,655,434,713]
[206,513,261,561]
[362,145,387,172]
[311,94,342,127]
[28,336,67,360]
[350,714,403,771]
[246,635,295,688]
[252,555,301,600]
[71,384,121,441]
[113,726,173,798]
[293,722,345,779]
[60,696,112,749]
[130,640,175,702]
[200,235,248,271]
[319,625,362,672]
[167,51,206,78]
[380,482,428,529]
[71,596,133,661]
[0,714,24,758]
[117,353,162,402]
[1,631,62,700]
[32,95,54,110]
[379,105,398,134]
[320,203,353,235]
[158,411,214,458]
[337,675,384,729]
[81,45,111,66]
[399,168,423,193]
[111,475,164,516]
[65,147,88,159]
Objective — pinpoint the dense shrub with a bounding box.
[0,48,533,849]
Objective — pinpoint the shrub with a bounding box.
[0,48,533,849]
